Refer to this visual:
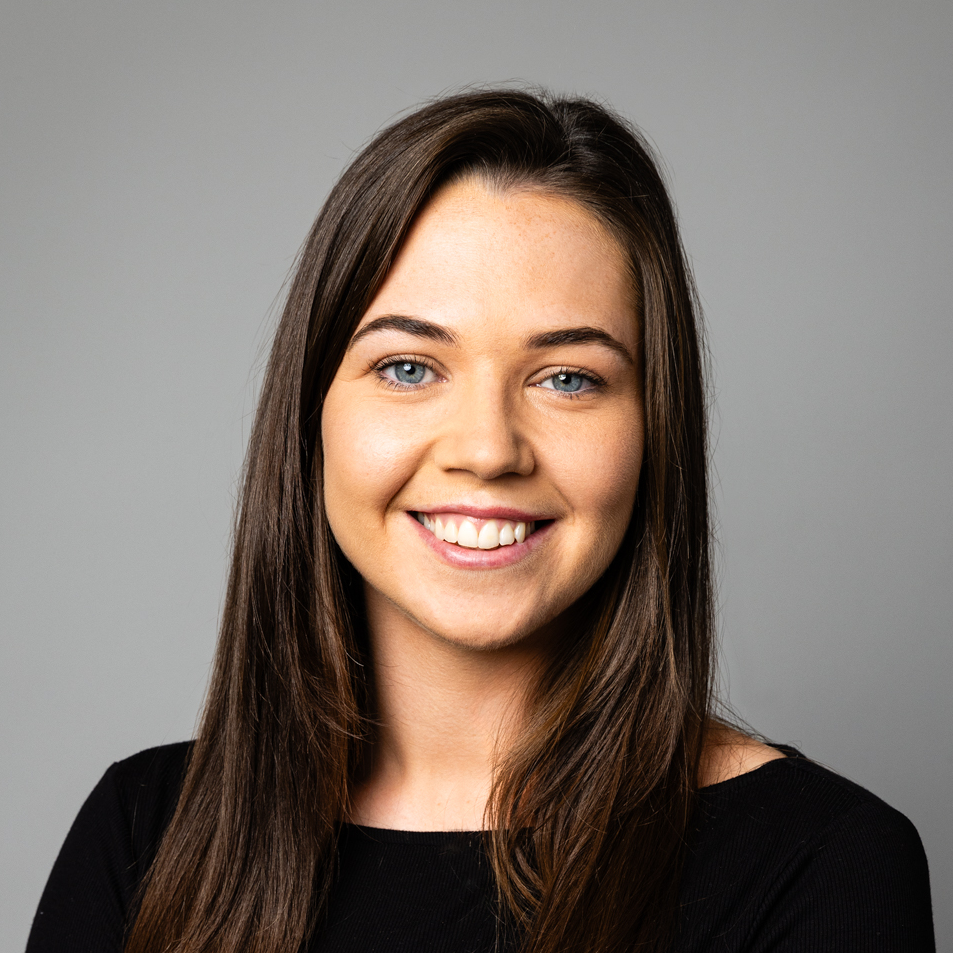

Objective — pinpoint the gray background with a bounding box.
[3,1,951,948]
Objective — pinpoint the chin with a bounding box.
[400,595,572,655]
[431,624,537,653]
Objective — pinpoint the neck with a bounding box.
[350,593,544,831]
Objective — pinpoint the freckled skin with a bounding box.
[321,178,645,654]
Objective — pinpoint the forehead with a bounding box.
[355,177,639,350]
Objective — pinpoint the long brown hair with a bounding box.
[126,87,714,953]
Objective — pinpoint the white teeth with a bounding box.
[477,521,500,549]
[456,520,479,548]
[417,512,538,550]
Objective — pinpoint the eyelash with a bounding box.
[370,356,606,397]
[540,366,606,398]
[371,355,441,390]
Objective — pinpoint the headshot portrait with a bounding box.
[3,3,950,951]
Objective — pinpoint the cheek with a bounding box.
[563,415,644,542]
[321,390,422,542]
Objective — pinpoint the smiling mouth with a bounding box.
[414,512,541,550]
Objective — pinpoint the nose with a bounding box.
[432,382,535,480]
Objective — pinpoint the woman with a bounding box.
[28,88,934,952]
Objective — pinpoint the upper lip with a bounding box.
[410,504,551,522]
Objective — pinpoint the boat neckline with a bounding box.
[343,745,801,839]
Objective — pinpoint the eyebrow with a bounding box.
[523,326,635,365]
[348,315,634,364]
[347,315,459,349]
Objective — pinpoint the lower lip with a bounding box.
[407,512,554,569]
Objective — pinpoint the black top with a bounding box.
[26,742,935,952]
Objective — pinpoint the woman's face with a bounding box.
[322,177,644,652]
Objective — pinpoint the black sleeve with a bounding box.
[747,799,935,952]
[26,744,188,953]
[26,763,139,953]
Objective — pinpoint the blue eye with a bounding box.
[540,371,596,394]
[380,360,435,386]
[395,362,426,384]
[552,372,583,392]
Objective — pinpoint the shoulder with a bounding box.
[103,741,192,859]
[698,726,786,787]
[696,747,924,850]
[679,748,935,951]
[72,739,192,872]
[695,728,927,867]
[27,742,193,953]
[104,740,192,801]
